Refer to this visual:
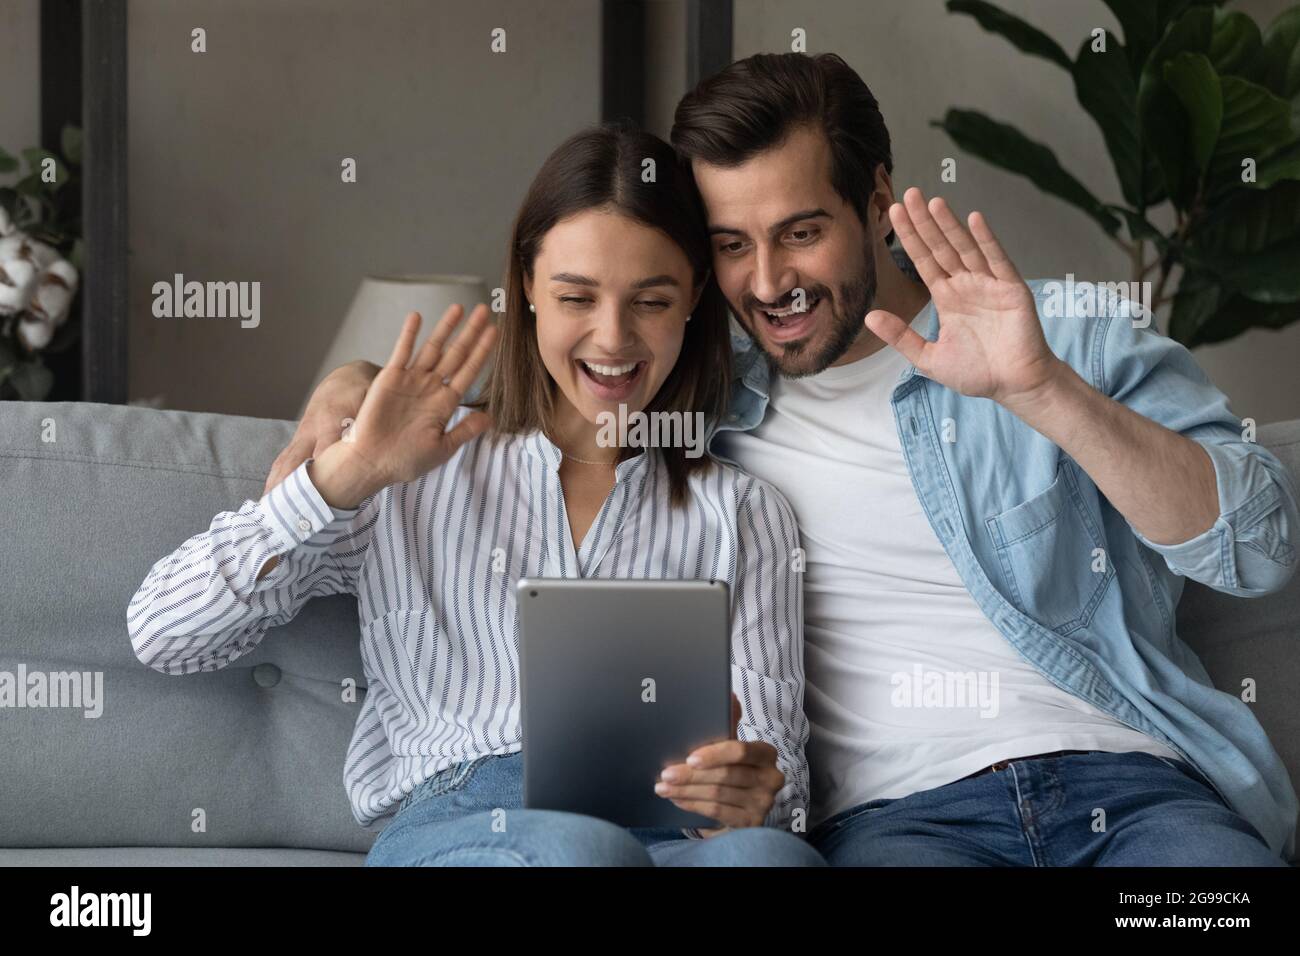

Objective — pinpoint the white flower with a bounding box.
[26,238,60,269]
[31,263,78,327]
[0,224,79,341]
[0,257,38,315]
[17,313,54,350]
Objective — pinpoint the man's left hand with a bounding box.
[865,186,1063,408]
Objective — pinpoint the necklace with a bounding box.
[562,451,622,466]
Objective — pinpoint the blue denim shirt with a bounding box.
[706,278,1300,858]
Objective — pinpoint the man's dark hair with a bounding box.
[670,52,895,244]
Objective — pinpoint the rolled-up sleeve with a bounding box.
[1098,300,1299,596]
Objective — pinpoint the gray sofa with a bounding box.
[1,400,1297,865]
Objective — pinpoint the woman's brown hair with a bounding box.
[470,120,731,507]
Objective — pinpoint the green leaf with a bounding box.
[60,125,83,166]
[1100,0,1224,71]
[1162,53,1222,179]
[21,147,55,171]
[946,0,1071,70]
[8,360,55,401]
[1209,76,1295,186]
[1105,204,1169,248]
[1202,299,1299,344]
[20,148,68,191]
[1139,8,1212,203]
[1262,6,1300,99]
[1100,0,1160,66]
[1208,10,1266,82]
[1142,5,1263,82]
[1140,7,1276,204]
[1250,139,1300,188]
[1168,272,1223,345]
[1074,35,1147,206]
[0,147,17,175]
[1195,235,1300,301]
[14,173,44,197]
[1166,267,1299,347]
[1175,283,1300,346]
[1196,180,1300,254]
[931,109,1120,234]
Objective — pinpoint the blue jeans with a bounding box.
[809,750,1287,866]
[364,752,824,866]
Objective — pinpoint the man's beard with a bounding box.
[740,247,878,379]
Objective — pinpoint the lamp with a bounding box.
[300,273,492,418]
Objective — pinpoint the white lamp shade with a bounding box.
[301,273,492,418]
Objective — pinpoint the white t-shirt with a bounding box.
[714,307,1180,827]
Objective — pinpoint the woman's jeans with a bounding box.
[364,752,825,866]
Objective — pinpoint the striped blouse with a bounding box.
[127,407,810,834]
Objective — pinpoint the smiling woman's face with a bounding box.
[525,206,697,426]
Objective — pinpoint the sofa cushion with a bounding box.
[0,847,366,866]
[0,401,376,854]
[2,401,1297,859]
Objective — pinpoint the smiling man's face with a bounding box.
[692,124,889,377]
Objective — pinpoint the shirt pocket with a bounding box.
[984,461,1114,635]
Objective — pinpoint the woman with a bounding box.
[128,123,818,866]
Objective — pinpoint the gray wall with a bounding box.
[126,0,601,418]
[645,0,686,138]
[1,0,1295,423]
[0,0,41,181]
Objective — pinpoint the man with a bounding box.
[274,53,1298,865]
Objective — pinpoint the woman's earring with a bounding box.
[528,303,535,313]
[686,313,692,322]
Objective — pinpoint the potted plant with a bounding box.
[0,123,83,400]
[934,0,1300,347]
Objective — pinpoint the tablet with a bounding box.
[516,578,732,829]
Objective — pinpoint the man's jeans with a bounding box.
[364,752,824,866]
[809,750,1287,866]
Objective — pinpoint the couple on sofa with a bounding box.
[129,52,1299,866]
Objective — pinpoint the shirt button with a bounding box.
[296,516,312,533]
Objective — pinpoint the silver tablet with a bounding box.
[517,578,732,829]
